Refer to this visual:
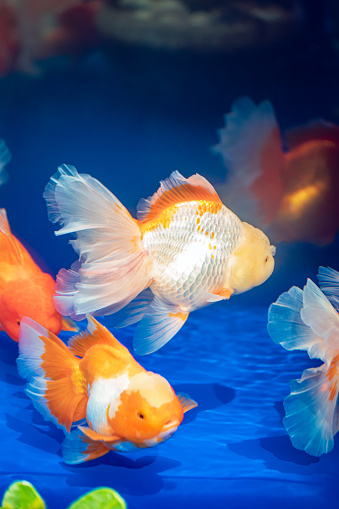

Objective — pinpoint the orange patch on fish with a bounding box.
[140,205,178,236]
[168,311,188,322]
[197,201,223,216]
[329,382,338,402]
[327,355,339,382]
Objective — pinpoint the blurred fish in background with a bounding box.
[0,0,101,75]
[212,97,339,246]
[96,0,303,53]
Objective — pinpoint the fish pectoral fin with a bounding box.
[176,392,198,413]
[62,427,111,464]
[133,297,189,355]
[207,288,233,302]
[61,316,80,332]
[78,425,121,443]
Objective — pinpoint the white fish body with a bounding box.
[44,167,275,354]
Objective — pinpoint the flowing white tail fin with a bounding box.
[44,165,153,319]
[268,277,339,456]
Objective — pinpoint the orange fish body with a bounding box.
[17,315,197,464]
[0,208,63,340]
[213,97,339,245]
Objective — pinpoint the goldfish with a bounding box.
[267,267,339,456]
[213,97,339,245]
[17,315,197,464]
[43,165,275,355]
[0,208,77,341]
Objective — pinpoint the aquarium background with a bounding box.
[0,1,339,508]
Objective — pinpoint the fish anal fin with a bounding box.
[137,171,222,223]
[177,392,198,413]
[133,298,189,355]
[62,428,111,464]
[78,425,121,443]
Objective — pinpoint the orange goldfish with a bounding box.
[44,166,275,355]
[17,315,197,464]
[213,97,339,245]
[267,267,339,456]
[0,208,76,341]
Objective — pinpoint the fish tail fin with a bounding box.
[284,359,339,456]
[43,165,153,319]
[17,317,88,432]
[267,285,334,364]
[62,427,110,464]
[212,97,285,226]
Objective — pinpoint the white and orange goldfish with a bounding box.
[44,166,275,355]
[213,97,339,245]
[17,315,197,464]
[267,267,339,456]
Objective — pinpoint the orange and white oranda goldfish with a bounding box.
[267,267,339,456]
[44,165,275,355]
[0,208,76,341]
[17,315,197,464]
[213,97,339,245]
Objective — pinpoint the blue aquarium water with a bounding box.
[0,7,339,506]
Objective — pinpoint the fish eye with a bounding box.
[265,256,269,263]
[137,412,145,420]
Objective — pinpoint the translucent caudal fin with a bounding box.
[317,266,339,312]
[301,279,339,352]
[284,361,339,456]
[17,317,88,432]
[267,285,334,365]
[43,165,153,319]
[212,97,285,226]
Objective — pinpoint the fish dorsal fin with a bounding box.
[78,425,121,443]
[0,208,24,263]
[67,315,131,360]
[177,392,198,413]
[137,171,222,223]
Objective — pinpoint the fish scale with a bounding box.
[142,201,243,310]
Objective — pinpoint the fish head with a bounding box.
[1,273,62,341]
[108,372,183,444]
[229,222,275,294]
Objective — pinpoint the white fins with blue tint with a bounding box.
[268,278,339,456]
[43,165,153,320]
[133,297,188,356]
